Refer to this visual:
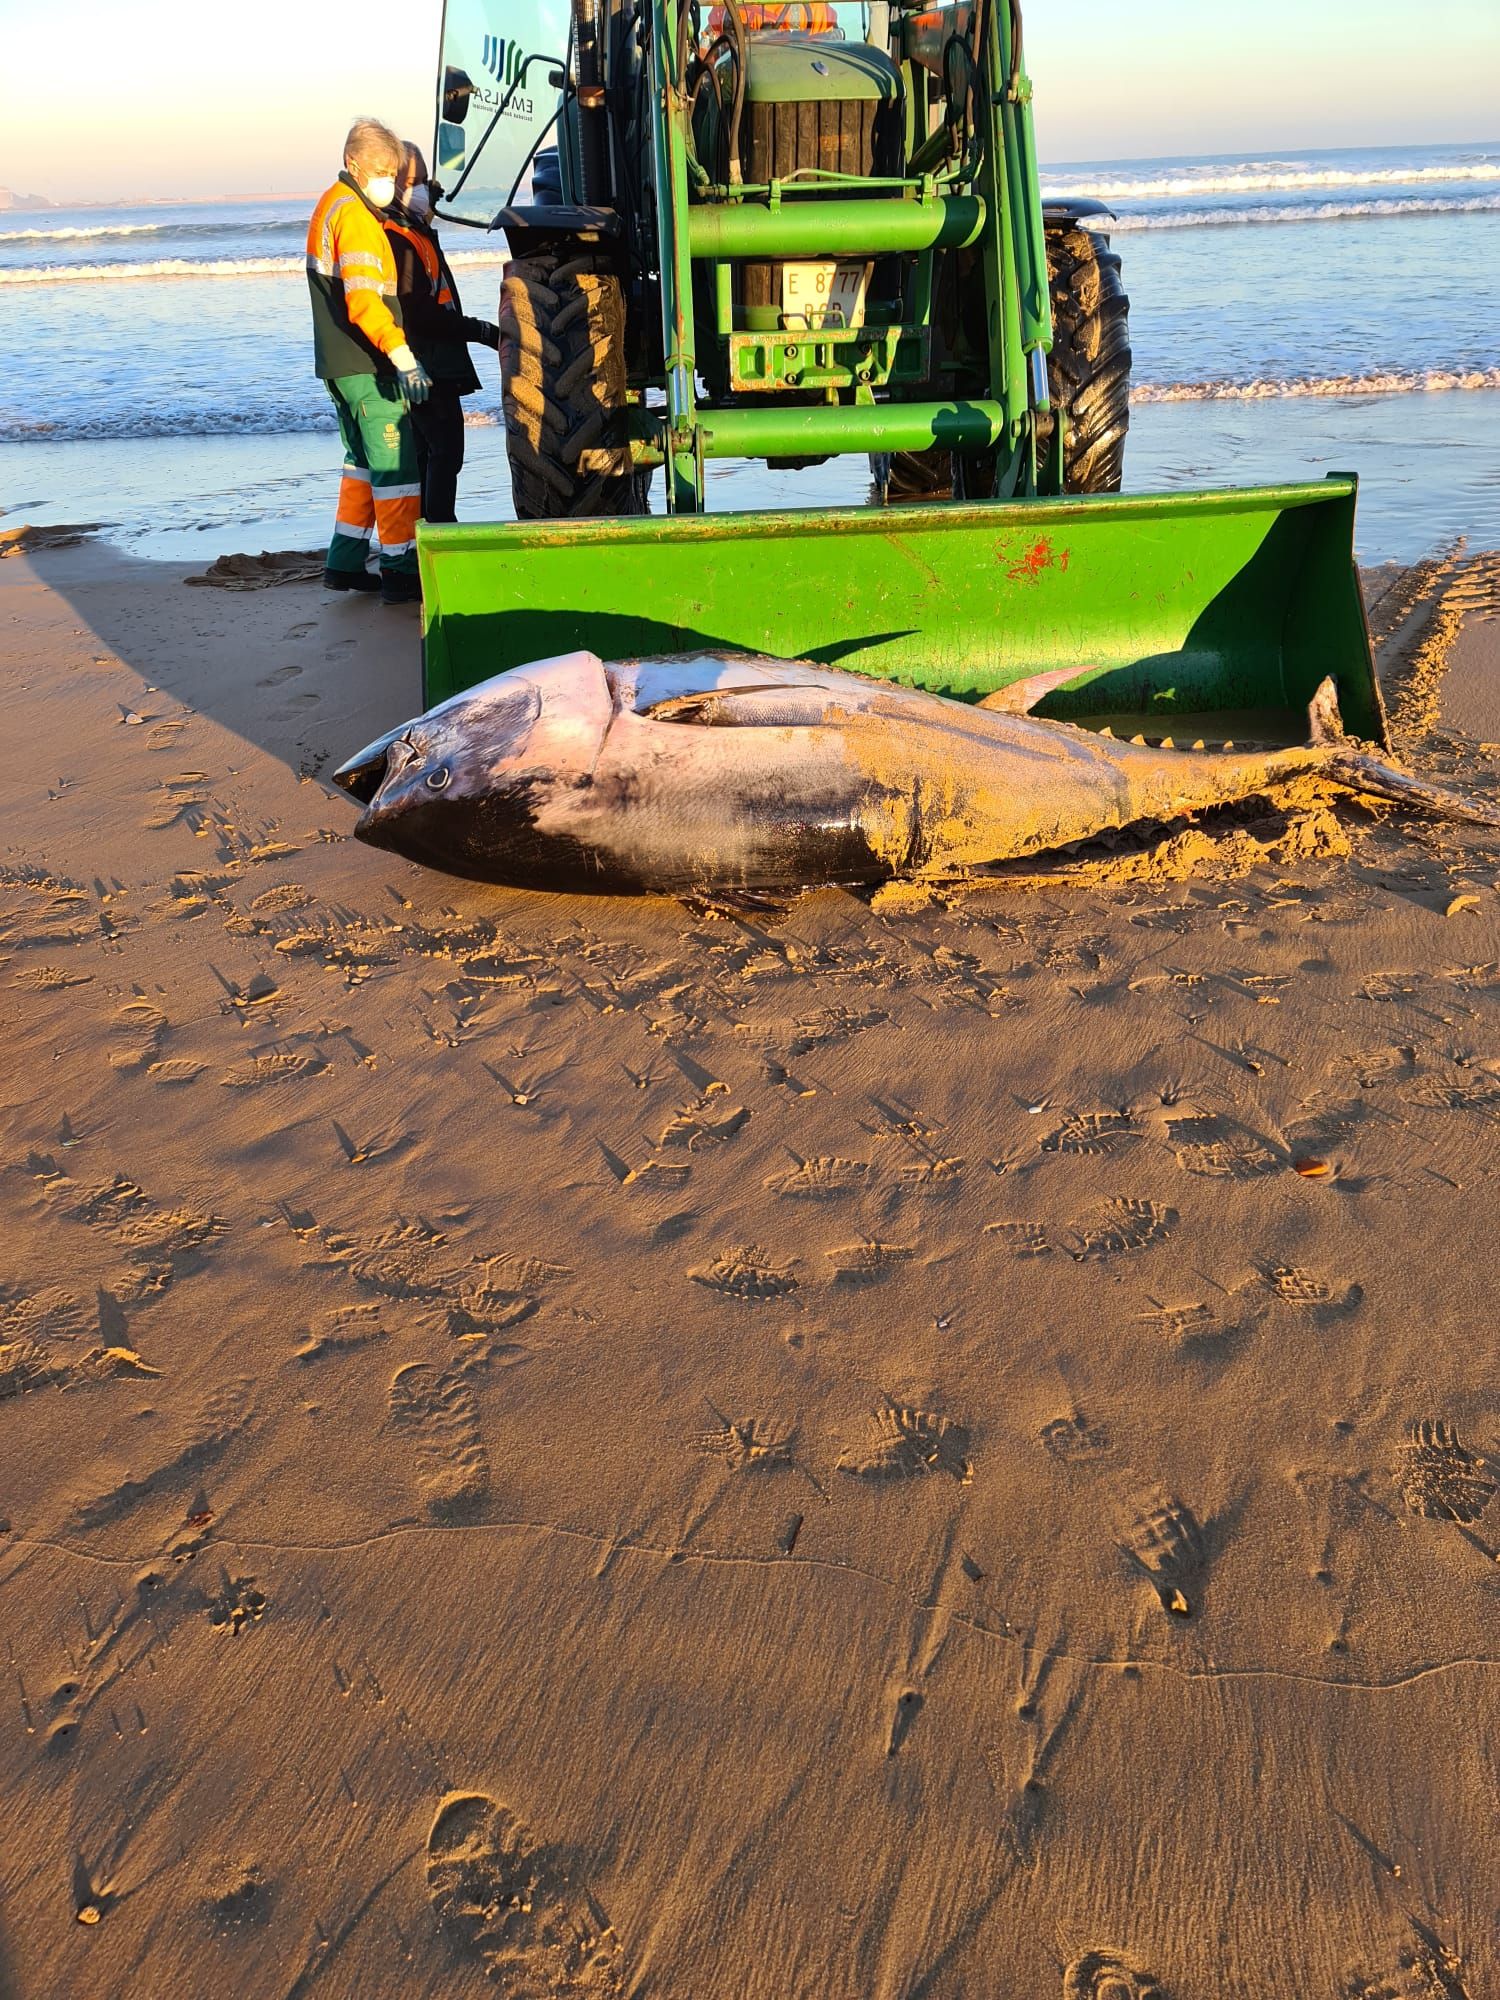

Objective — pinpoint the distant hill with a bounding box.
[0,188,55,210]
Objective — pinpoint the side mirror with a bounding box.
[547,66,567,88]
[442,66,476,126]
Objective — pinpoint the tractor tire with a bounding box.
[498,250,647,520]
[1041,220,1131,493]
[530,146,563,203]
[880,446,953,503]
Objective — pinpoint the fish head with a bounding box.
[332,651,616,883]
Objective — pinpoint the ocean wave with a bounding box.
[1042,160,1500,200]
[1,401,507,443]
[1136,368,1500,403]
[0,217,302,243]
[1109,193,1500,230]
[0,250,512,286]
[10,366,1496,443]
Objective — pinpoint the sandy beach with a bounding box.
[2,534,1499,1998]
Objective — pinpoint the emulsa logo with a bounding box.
[479,33,536,116]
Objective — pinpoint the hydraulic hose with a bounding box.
[721,0,749,186]
[572,0,610,201]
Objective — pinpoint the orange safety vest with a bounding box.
[706,1,837,36]
[305,175,407,378]
[383,218,456,310]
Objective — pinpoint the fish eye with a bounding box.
[425,766,451,792]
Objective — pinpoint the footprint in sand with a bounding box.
[985,1220,1053,1258]
[763,1155,872,1200]
[1395,1419,1496,1524]
[1112,1484,1206,1617]
[691,1410,796,1470]
[248,882,311,917]
[1065,1199,1176,1261]
[1040,1411,1113,1464]
[1166,1113,1282,1180]
[388,1364,491,1517]
[12,964,93,991]
[656,1097,750,1149]
[109,998,168,1071]
[30,1163,223,1301]
[838,1403,972,1483]
[296,1304,388,1364]
[1063,1950,1165,1999]
[1041,1112,1142,1157]
[219,1049,328,1088]
[0,1338,158,1400]
[0,1283,92,1347]
[426,1792,622,1994]
[148,1058,203,1086]
[690,1246,800,1303]
[895,1157,964,1194]
[824,1240,915,1284]
[1256,1264,1362,1317]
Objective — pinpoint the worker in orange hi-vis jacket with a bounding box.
[704,0,837,36]
[306,118,431,606]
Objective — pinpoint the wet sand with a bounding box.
[1,538,1498,1998]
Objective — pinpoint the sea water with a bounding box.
[1,140,1497,563]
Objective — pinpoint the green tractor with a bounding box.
[422,0,1381,738]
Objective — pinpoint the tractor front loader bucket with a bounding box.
[418,475,1384,746]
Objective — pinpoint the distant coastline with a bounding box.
[0,187,318,211]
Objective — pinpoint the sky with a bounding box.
[0,0,1497,202]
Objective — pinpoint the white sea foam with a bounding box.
[1109,194,1500,230]
[1136,368,1500,403]
[0,221,174,241]
[1042,160,1500,201]
[0,250,512,285]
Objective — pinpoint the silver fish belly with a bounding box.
[333,650,1500,894]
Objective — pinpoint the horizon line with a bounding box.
[4,134,1498,210]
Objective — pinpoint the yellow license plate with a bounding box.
[780,259,871,329]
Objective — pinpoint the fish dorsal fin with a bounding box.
[643,684,838,727]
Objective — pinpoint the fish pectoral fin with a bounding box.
[642,685,836,728]
[975,668,1093,716]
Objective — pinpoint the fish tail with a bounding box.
[1303,673,1500,827]
[1324,751,1500,829]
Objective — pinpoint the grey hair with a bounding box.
[343,118,402,174]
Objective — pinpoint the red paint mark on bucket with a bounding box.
[1005,537,1070,583]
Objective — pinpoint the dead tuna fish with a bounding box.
[333,650,1500,894]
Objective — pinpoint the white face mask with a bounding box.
[363,173,397,208]
[406,184,432,219]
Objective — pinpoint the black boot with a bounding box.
[380,571,422,606]
[323,566,381,594]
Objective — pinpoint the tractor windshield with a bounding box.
[435,0,879,225]
[434,0,574,221]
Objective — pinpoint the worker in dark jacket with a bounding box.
[383,144,501,523]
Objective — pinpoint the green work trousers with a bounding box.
[325,373,420,578]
